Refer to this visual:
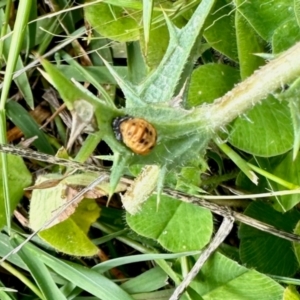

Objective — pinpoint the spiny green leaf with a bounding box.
[139,0,216,103]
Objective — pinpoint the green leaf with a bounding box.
[174,162,205,194]
[229,95,293,156]
[126,42,147,84]
[191,252,284,300]
[283,286,300,300]
[142,0,154,54]
[89,31,113,65]
[140,22,170,70]
[84,3,140,42]
[293,221,300,267]
[272,19,300,54]
[187,63,240,107]
[235,8,265,79]
[272,151,300,211]
[204,0,238,61]
[296,0,300,26]
[279,75,300,160]
[126,195,213,252]
[239,201,299,276]
[38,215,99,257]
[29,174,101,256]
[6,101,54,154]
[238,0,295,41]
[0,155,31,229]
[139,16,187,71]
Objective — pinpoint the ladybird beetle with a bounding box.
[112,116,157,155]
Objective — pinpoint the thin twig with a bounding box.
[170,216,235,300]
[0,144,108,173]
[165,189,300,242]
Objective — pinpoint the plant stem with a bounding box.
[200,42,300,130]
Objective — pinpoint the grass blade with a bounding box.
[0,0,33,233]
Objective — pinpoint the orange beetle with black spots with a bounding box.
[112,116,157,155]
